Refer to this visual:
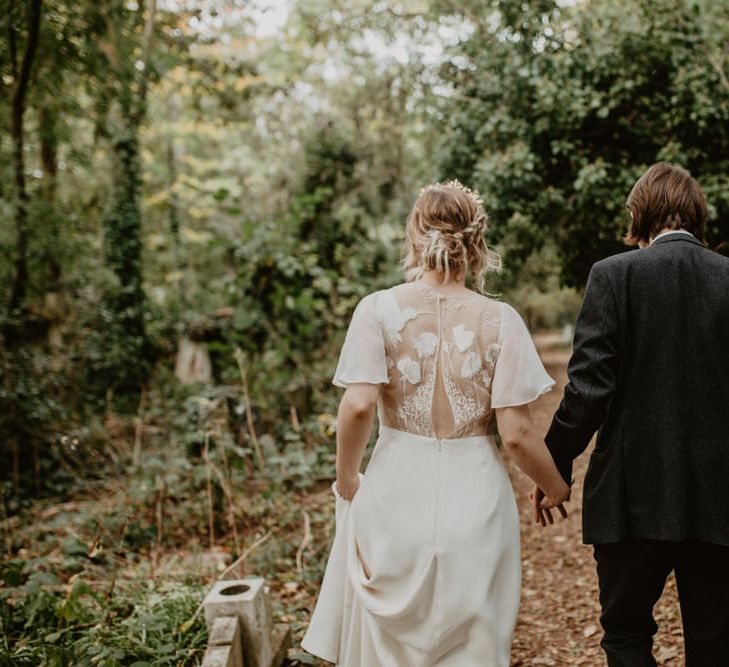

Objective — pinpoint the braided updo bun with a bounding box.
[402,180,501,290]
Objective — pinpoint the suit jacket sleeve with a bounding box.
[545,262,620,484]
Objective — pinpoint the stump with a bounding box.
[175,336,212,384]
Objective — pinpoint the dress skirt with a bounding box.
[301,425,521,666]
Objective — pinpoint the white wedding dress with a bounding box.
[301,281,554,666]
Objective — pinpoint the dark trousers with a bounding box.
[593,539,729,667]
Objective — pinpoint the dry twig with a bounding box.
[234,347,266,470]
[295,511,312,573]
[203,432,215,549]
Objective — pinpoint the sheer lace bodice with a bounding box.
[333,281,554,439]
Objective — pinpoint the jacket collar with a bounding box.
[650,232,706,249]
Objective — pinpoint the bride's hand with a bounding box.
[336,474,360,501]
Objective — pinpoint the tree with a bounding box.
[3,0,43,318]
[438,0,729,286]
[86,0,159,394]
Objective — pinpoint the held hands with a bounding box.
[336,474,360,501]
[530,483,570,527]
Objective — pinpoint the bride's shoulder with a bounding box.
[487,299,527,323]
[347,287,395,316]
[470,292,509,314]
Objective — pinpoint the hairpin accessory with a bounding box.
[419,179,485,209]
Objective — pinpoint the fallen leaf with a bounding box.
[583,624,598,638]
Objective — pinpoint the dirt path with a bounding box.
[508,338,684,666]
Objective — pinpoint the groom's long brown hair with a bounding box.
[624,162,709,246]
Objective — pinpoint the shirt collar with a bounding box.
[649,229,695,246]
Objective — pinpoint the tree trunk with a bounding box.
[7,0,43,315]
[102,123,147,343]
[167,136,188,308]
[39,105,66,351]
[97,0,157,392]
[38,106,57,204]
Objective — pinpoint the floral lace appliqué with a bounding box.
[380,292,418,350]
[480,342,501,384]
[397,363,436,434]
[414,331,438,359]
[452,324,475,352]
[370,283,505,438]
[442,362,483,430]
[461,351,482,379]
[485,342,500,367]
[397,357,421,384]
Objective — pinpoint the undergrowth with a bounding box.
[0,370,345,666]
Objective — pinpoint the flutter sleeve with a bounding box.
[490,302,555,408]
[332,292,389,388]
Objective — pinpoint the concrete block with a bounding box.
[208,616,242,667]
[201,645,235,667]
[209,615,240,645]
[204,578,272,667]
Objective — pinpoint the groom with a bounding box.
[538,162,729,666]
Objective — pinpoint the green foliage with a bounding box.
[0,371,347,665]
[507,243,583,329]
[439,0,729,286]
[0,561,207,666]
[0,346,71,507]
[223,120,401,436]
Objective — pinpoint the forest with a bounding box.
[1,0,728,664]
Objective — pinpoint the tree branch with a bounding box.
[7,0,42,314]
[7,0,18,82]
[13,0,42,116]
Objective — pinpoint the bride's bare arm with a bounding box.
[495,405,571,508]
[335,383,380,499]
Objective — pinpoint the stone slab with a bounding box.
[201,645,235,667]
[209,616,240,646]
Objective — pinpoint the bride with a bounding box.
[301,180,570,666]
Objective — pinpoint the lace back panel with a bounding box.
[332,281,555,440]
[376,282,500,438]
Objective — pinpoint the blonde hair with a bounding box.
[402,180,501,291]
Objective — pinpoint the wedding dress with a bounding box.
[301,281,554,666]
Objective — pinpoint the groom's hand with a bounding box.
[530,484,569,527]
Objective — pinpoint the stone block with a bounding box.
[209,615,240,645]
[201,645,235,667]
[208,616,242,667]
[204,578,272,667]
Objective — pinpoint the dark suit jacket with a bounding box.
[546,232,729,546]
